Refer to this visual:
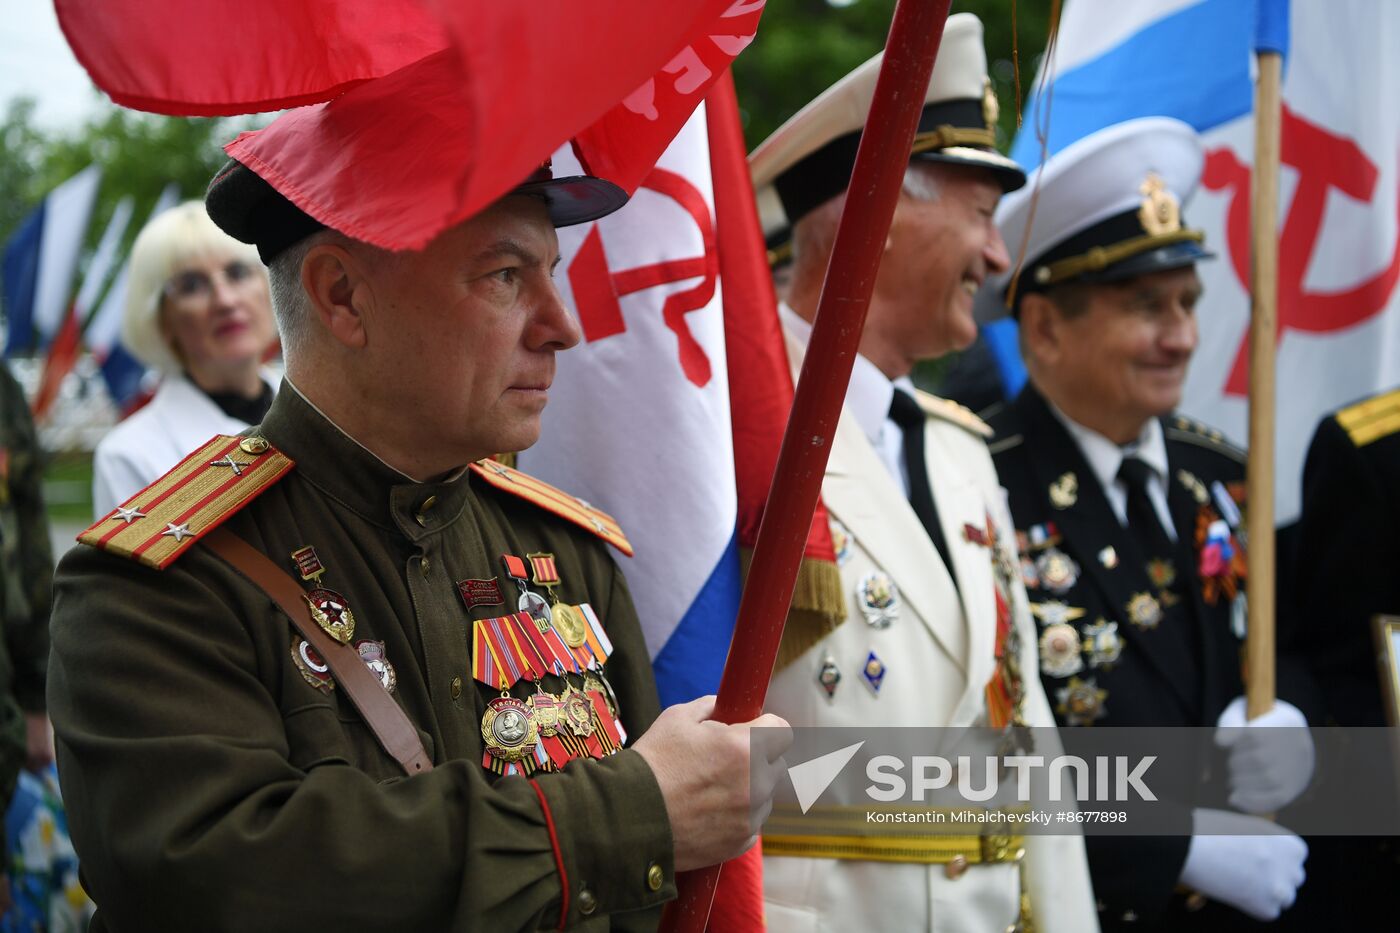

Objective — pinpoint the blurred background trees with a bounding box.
[735,0,1050,148]
[0,98,256,268]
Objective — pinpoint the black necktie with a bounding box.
[889,390,956,583]
[1117,455,1203,712]
[1117,456,1174,558]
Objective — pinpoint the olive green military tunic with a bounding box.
[48,384,674,932]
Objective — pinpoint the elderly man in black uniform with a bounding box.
[45,90,789,933]
[975,117,1315,930]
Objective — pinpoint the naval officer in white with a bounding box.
[750,15,1098,933]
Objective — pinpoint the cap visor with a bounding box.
[973,240,1215,325]
[513,175,629,228]
[1075,241,1214,285]
[914,148,1026,192]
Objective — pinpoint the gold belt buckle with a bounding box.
[980,831,1012,863]
[979,817,1025,864]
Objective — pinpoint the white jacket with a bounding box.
[762,329,1099,933]
[92,373,278,518]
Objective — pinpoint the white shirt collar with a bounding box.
[780,302,914,450]
[1047,400,1169,492]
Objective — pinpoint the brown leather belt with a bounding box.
[205,527,434,776]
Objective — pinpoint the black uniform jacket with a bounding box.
[1292,389,1400,726]
[988,384,1255,931]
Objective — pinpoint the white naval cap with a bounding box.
[749,12,1024,243]
[975,115,1212,323]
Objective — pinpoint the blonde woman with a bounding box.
[92,202,279,516]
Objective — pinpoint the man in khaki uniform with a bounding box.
[749,15,1097,932]
[47,93,788,931]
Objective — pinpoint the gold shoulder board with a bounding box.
[1336,388,1400,447]
[915,391,994,439]
[79,435,294,570]
[468,460,633,556]
[1165,415,1245,462]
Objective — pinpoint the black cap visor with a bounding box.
[1071,239,1214,285]
[208,160,630,264]
[512,175,629,228]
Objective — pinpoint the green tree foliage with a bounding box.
[0,100,50,249]
[0,98,259,286]
[732,0,1050,389]
[735,0,1051,152]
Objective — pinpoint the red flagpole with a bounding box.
[660,1,954,928]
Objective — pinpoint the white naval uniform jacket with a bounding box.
[762,331,1098,933]
[92,371,279,519]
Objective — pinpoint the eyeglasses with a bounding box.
[163,260,260,304]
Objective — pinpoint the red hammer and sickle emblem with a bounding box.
[567,167,718,388]
[1201,104,1400,396]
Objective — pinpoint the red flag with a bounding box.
[32,308,82,420]
[55,1,445,116]
[693,69,839,931]
[708,71,841,636]
[57,1,767,251]
[568,1,766,193]
[706,843,766,931]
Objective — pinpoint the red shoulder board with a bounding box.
[79,435,294,570]
[468,460,633,557]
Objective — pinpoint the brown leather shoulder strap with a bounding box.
[204,527,434,776]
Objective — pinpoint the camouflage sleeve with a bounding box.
[0,365,50,712]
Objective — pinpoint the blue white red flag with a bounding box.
[2,165,101,357]
[32,194,135,419]
[998,0,1400,522]
[85,185,180,412]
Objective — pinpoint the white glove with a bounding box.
[1180,808,1308,920]
[1213,696,1314,813]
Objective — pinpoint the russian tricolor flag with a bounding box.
[31,194,135,419]
[2,165,101,357]
[84,184,180,414]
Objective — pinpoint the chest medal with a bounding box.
[470,558,625,776]
[856,572,900,629]
[286,546,398,696]
[1035,548,1080,594]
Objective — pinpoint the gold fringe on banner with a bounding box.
[740,548,847,673]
